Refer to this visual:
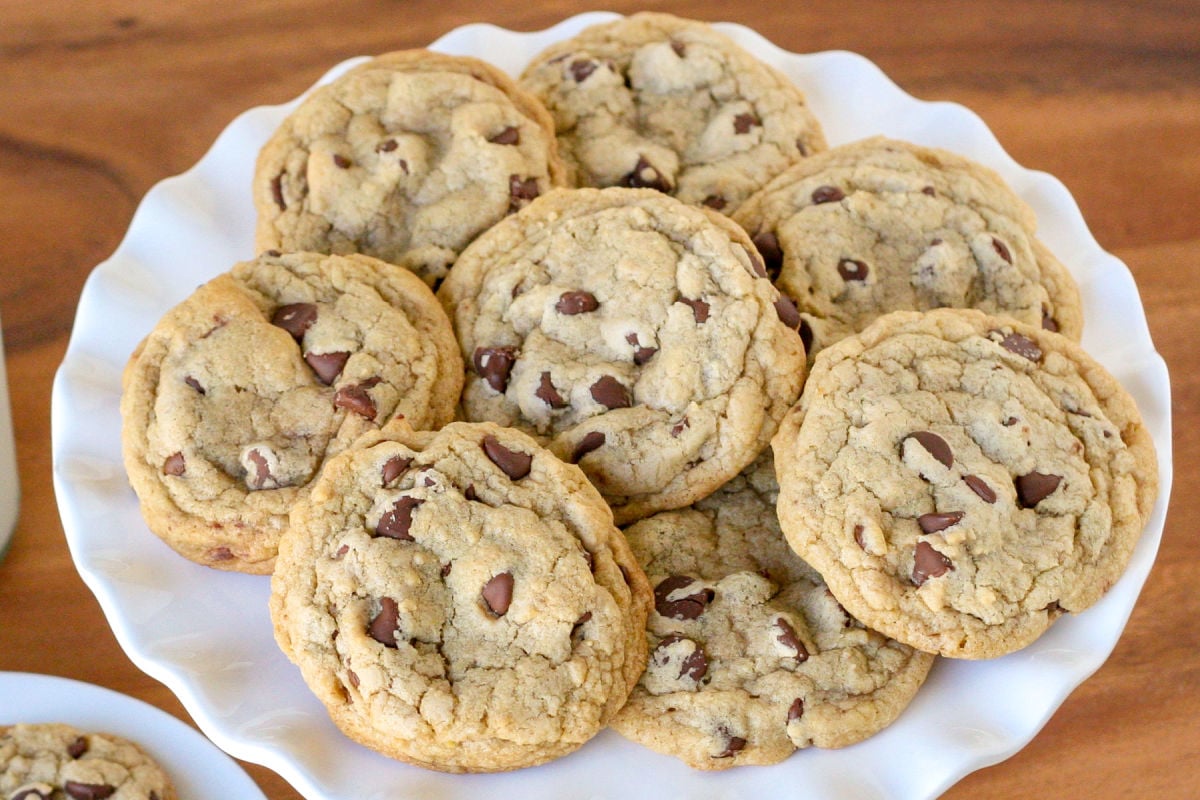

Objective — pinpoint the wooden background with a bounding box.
[1,1,1197,797]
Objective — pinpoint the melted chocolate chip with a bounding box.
[64,783,116,800]
[382,456,412,485]
[788,697,805,722]
[917,511,964,533]
[811,185,845,204]
[1015,471,1062,507]
[775,618,809,661]
[162,452,186,477]
[305,350,350,385]
[184,375,205,394]
[368,597,400,647]
[482,434,532,480]
[625,332,657,365]
[571,431,607,463]
[376,496,423,540]
[837,259,870,281]
[482,571,514,616]
[907,431,954,469]
[333,383,377,419]
[473,346,517,393]
[535,371,567,408]
[488,126,520,145]
[912,541,953,585]
[556,290,599,314]
[244,447,275,490]
[271,302,318,340]
[992,237,1013,263]
[963,474,997,504]
[569,59,597,82]
[998,331,1043,362]
[620,155,672,193]
[733,112,760,134]
[654,575,714,620]
[590,375,632,409]
[715,732,747,758]
[678,296,710,323]
[508,175,540,211]
[752,231,783,281]
[655,634,708,680]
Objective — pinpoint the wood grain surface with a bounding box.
[1,1,1196,797]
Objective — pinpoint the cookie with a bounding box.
[772,309,1158,658]
[437,186,807,524]
[269,420,652,773]
[121,250,462,574]
[613,452,934,769]
[519,12,826,215]
[733,136,1084,362]
[1,723,177,800]
[254,49,567,286]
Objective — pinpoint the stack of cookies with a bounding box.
[118,12,1158,776]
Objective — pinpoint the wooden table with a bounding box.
[1,2,1196,797]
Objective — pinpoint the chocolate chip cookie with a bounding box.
[1,723,177,800]
[613,452,933,768]
[121,250,462,573]
[269,420,652,772]
[254,49,567,286]
[437,186,807,524]
[772,309,1157,658]
[733,136,1084,362]
[519,12,826,215]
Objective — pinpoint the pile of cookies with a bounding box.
[118,12,1158,776]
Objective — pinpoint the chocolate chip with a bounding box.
[347,668,360,688]
[64,783,116,800]
[799,318,814,353]
[922,185,937,196]
[184,375,205,394]
[992,237,1012,263]
[333,154,352,169]
[775,618,809,661]
[853,524,866,550]
[376,138,398,153]
[907,431,953,469]
[1015,471,1062,507]
[837,259,869,281]
[208,547,234,562]
[670,39,686,57]
[752,231,783,281]
[678,296,710,323]
[811,185,845,204]
[569,59,597,82]
[482,434,532,480]
[270,172,286,210]
[702,194,727,211]
[304,350,350,385]
[1041,305,1060,332]
[625,332,657,365]
[333,383,377,419]
[654,575,713,620]
[12,789,53,800]
[590,375,632,409]
[368,597,400,647]
[376,496,422,540]
[655,634,708,680]
[917,511,964,533]
[787,697,805,722]
[68,736,88,758]
[162,452,186,477]
[963,474,997,504]
[488,126,520,145]
[382,456,412,485]
[912,541,953,585]
[244,447,275,490]
[620,155,672,193]
[482,571,514,616]
[463,484,478,502]
[733,112,760,134]
[556,290,599,314]
[533,371,567,409]
[998,331,1043,362]
[774,295,801,330]
[571,431,606,463]
[473,346,517,393]
[714,732,747,758]
[670,417,689,437]
[271,302,318,340]
[508,175,540,211]
[441,562,453,578]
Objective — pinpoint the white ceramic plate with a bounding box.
[0,672,266,799]
[50,12,1173,800]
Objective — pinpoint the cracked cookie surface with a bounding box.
[613,452,933,768]
[254,49,566,286]
[1,723,177,800]
[438,186,807,524]
[733,137,1083,363]
[519,12,826,215]
[269,420,651,772]
[120,251,462,573]
[772,309,1157,658]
